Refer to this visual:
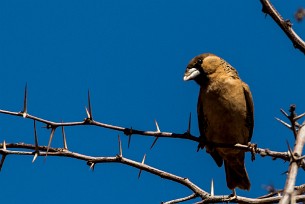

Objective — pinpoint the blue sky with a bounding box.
[0,0,305,203]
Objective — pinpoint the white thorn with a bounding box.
[32,153,38,163]
[154,120,160,132]
[3,141,6,150]
[211,179,214,196]
[141,154,146,164]
[90,163,95,171]
[118,135,122,157]
[85,107,90,118]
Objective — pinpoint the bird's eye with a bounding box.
[195,59,202,67]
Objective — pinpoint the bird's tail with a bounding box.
[224,158,250,190]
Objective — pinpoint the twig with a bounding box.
[258,184,305,199]
[288,105,298,139]
[162,193,198,204]
[260,0,305,54]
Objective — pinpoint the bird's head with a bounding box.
[183,53,221,85]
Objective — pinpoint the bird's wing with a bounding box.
[197,89,223,167]
[197,90,207,143]
[242,83,254,142]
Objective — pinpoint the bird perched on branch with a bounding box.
[183,53,254,190]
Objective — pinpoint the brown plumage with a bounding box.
[184,53,254,190]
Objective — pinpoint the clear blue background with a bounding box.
[0,1,305,203]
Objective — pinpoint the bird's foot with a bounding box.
[248,142,257,161]
[197,136,206,152]
[228,189,237,199]
[197,142,205,152]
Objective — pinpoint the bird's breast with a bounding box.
[198,78,249,145]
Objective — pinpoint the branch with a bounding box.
[198,194,305,204]
[0,142,209,199]
[280,122,305,203]
[0,109,199,143]
[2,142,305,204]
[260,0,305,54]
[0,140,295,166]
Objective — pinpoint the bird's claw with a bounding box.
[248,142,257,161]
[197,142,205,152]
[228,189,237,199]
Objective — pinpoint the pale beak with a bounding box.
[183,68,200,81]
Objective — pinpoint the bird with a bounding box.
[183,53,254,190]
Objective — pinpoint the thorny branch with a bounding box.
[0,109,198,143]
[1,141,305,204]
[1,87,305,203]
[279,106,305,204]
[260,0,305,55]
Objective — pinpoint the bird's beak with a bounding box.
[183,68,200,81]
